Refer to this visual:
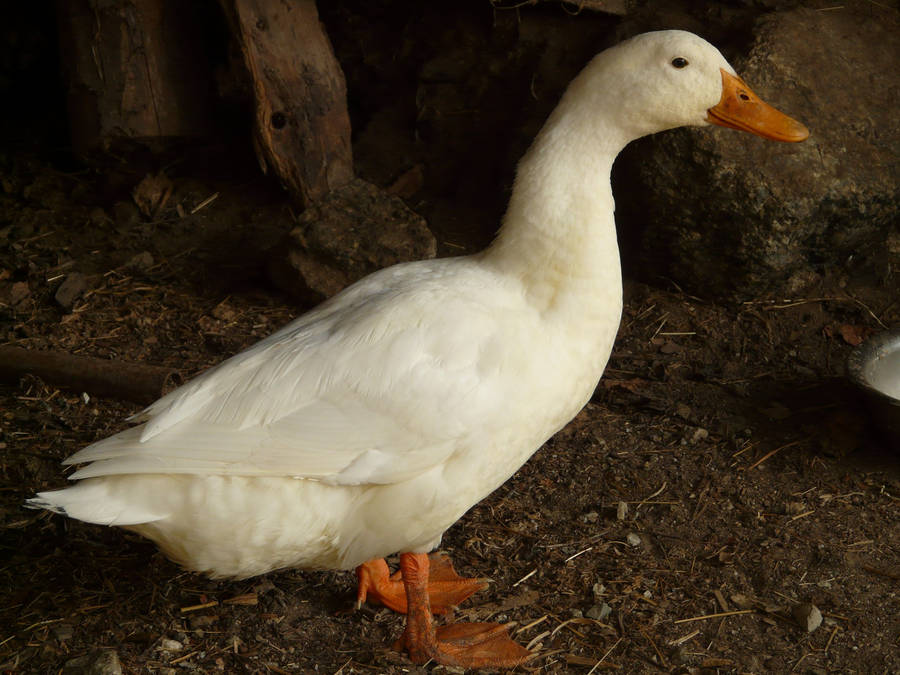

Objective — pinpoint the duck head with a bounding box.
[568,30,809,144]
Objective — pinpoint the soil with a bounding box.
[2,148,899,675]
[1,3,899,675]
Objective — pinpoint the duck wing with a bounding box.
[65,263,529,486]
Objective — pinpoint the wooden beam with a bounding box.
[223,0,354,206]
[57,0,213,152]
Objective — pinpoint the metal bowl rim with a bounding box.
[846,328,900,407]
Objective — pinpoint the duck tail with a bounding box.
[26,479,168,526]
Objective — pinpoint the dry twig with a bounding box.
[674,609,754,624]
[745,439,807,471]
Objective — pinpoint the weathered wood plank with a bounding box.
[223,0,354,206]
[57,0,212,152]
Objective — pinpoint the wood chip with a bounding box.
[713,589,730,612]
[668,629,700,647]
[180,601,219,613]
[224,593,258,606]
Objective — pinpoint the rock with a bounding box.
[616,501,628,521]
[88,207,112,227]
[189,614,217,630]
[626,532,642,547]
[54,272,88,310]
[669,644,688,665]
[9,281,30,305]
[658,340,682,354]
[210,301,236,321]
[617,6,899,299]
[386,164,425,199]
[127,251,154,270]
[53,623,74,642]
[691,427,709,443]
[792,602,823,632]
[157,638,183,652]
[132,172,174,219]
[63,650,123,675]
[585,602,612,621]
[253,579,276,594]
[268,178,436,303]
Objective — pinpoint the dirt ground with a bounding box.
[1,2,899,671]
[1,139,898,675]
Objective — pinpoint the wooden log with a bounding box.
[222,0,354,206]
[0,346,181,405]
[57,0,213,152]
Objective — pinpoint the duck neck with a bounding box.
[482,103,630,319]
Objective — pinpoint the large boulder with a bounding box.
[616,6,899,299]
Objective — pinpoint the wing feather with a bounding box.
[64,261,527,487]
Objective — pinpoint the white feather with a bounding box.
[65,261,533,485]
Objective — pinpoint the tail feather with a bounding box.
[27,479,168,526]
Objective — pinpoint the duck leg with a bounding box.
[356,552,487,615]
[394,552,532,668]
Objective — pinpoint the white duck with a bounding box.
[30,31,807,668]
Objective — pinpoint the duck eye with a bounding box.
[671,57,689,69]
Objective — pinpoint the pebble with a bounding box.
[659,340,682,354]
[626,532,642,547]
[127,251,154,269]
[10,281,30,305]
[691,427,709,442]
[792,602,823,632]
[585,602,612,621]
[253,579,276,594]
[53,623,74,642]
[158,638,184,652]
[616,501,628,521]
[63,650,122,674]
[54,272,88,310]
[669,644,688,664]
[89,207,111,226]
[189,614,217,629]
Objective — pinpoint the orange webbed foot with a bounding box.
[356,552,488,615]
[397,620,532,669]
[393,552,532,669]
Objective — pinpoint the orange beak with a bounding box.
[707,69,809,142]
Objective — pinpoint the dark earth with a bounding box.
[1,2,898,674]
